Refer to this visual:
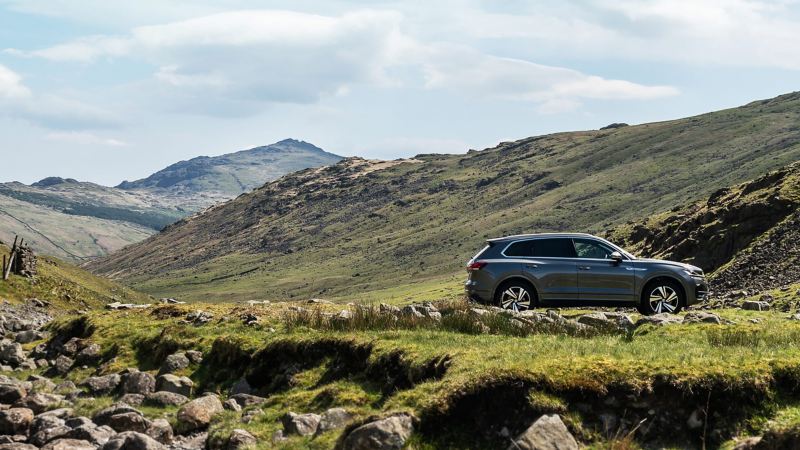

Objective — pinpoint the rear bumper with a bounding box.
[464,280,492,304]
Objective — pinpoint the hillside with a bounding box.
[117,138,343,205]
[88,92,800,303]
[0,242,151,310]
[609,163,800,296]
[0,139,342,261]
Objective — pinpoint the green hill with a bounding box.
[87,92,800,303]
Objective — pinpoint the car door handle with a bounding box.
[578,266,591,270]
[525,264,538,269]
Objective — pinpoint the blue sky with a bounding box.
[1,0,799,185]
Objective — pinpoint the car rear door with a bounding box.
[515,238,579,302]
[573,238,636,303]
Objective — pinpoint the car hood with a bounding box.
[635,258,704,275]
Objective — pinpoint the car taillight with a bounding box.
[467,261,487,270]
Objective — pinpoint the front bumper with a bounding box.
[687,276,710,305]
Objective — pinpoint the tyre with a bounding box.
[638,279,684,315]
[495,280,536,312]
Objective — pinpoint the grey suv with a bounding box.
[464,233,708,314]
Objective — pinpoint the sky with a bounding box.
[1,0,800,186]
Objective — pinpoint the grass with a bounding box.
[0,243,151,309]
[34,300,800,449]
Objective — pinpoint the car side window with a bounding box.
[531,238,577,258]
[573,238,615,259]
[504,240,535,257]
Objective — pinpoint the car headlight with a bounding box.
[683,268,704,278]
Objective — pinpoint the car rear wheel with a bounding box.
[639,279,684,315]
[495,280,535,312]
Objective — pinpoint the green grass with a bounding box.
[37,301,800,449]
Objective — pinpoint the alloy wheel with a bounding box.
[500,286,532,312]
[649,285,679,313]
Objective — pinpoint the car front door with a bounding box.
[573,238,636,303]
[516,238,579,303]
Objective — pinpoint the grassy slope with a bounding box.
[0,194,155,261]
[45,302,800,449]
[0,243,151,309]
[90,92,800,302]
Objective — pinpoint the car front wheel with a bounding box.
[495,280,535,312]
[639,280,684,315]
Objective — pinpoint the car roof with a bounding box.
[486,232,596,243]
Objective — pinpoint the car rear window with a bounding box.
[504,238,577,258]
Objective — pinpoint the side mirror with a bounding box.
[610,251,623,263]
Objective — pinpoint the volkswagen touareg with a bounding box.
[464,233,708,314]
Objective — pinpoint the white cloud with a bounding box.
[44,131,128,147]
[0,64,31,99]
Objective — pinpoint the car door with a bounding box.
[573,238,636,303]
[516,238,579,303]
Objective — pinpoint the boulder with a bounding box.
[103,431,167,450]
[683,311,723,325]
[81,374,122,396]
[93,404,144,427]
[144,391,188,407]
[74,344,102,366]
[0,408,33,435]
[0,444,37,450]
[0,384,26,404]
[40,439,96,450]
[65,417,94,428]
[635,313,682,327]
[105,411,150,433]
[226,429,257,449]
[12,393,64,414]
[185,351,203,365]
[65,424,117,446]
[317,407,354,434]
[13,331,44,345]
[342,413,414,450]
[155,374,192,397]
[176,395,223,433]
[0,341,25,366]
[30,377,57,394]
[121,372,156,395]
[228,378,252,396]
[145,418,173,444]
[30,414,64,436]
[35,408,73,420]
[118,394,145,407]
[222,399,241,412]
[281,412,321,436]
[229,393,266,409]
[51,355,74,375]
[507,414,578,450]
[742,301,770,311]
[158,353,189,375]
[29,425,71,447]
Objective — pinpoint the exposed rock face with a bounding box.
[342,413,414,450]
[508,415,579,450]
[176,395,223,434]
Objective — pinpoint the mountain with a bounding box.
[87,92,800,303]
[116,138,343,208]
[0,139,343,260]
[609,162,800,296]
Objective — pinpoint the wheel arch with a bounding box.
[640,275,686,303]
[492,276,540,305]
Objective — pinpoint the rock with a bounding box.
[65,417,94,428]
[317,407,353,434]
[226,429,256,449]
[13,393,64,414]
[103,431,167,450]
[687,409,704,429]
[29,425,71,447]
[158,353,190,375]
[577,312,629,331]
[379,304,401,314]
[507,414,578,450]
[118,394,145,406]
[185,351,203,365]
[59,338,81,356]
[105,411,151,433]
[271,430,286,443]
[240,409,264,424]
[0,444,37,450]
[0,384,26,404]
[145,418,173,444]
[121,371,156,395]
[400,305,424,319]
[66,424,117,446]
[169,432,207,450]
[75,344,102,366]
[13,331,44,345]
[40,439,96,450]
[51,355,74,375]
[144,391,188,407]
[36,408,73,420]
[229,393,265,409]
[185,311,213,326]
[176,395,223,433]
[93,404,144,427]
[0,408,33,435]
[342,413,414,450]
[222,399,241,412]
[635,313,683,327]
[30,377,57,393]
[228,378,251,396]
[30,414,64,436]
[742,301,770,311]
[683,311,723,324]
[0,341,25,366]
[281,412,321,436]
[732,437,762,449]
[81,374,122,397]
[155,374,192,397]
